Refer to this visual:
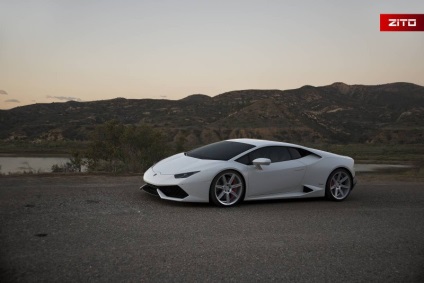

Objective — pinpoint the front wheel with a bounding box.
[210,170,245,207]
[325,168,352,201]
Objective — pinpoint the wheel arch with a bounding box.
[209,168,247,202]
[325,166,354,200]
[210,168,247,187]
[326,166,354,184]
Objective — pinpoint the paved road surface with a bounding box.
[1,175,423,282]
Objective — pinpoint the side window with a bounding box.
[235,147,271,165]
[298,148,314,157]
[268,147,291,163]
[235,146,291,165]
[235,154,249,165]
[288,147,320,159]
[288,147,302,159]
[248,147,271,162]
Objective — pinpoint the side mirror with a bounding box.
[252,158,271,170]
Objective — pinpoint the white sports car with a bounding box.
[141,139,357,207]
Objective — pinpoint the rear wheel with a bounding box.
[210,170,245,207]
[325,168,352,201]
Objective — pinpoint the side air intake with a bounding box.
[141,184,159,196]
[142,183,189,199]
[303,186,313,193]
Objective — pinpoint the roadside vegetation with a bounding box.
[317,143,424,163]
[83,120,170,173]
[1,121,423,176]
[46,120,172,174]
[0,121,172,175]
[314,143,424,180]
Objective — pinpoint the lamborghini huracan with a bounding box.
[141,139,356,207]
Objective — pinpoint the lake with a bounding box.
[0,156,85,174]
[354,164,412,172]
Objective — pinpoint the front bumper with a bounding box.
[142,167,210,203]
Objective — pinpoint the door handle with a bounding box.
[294,168,305,171]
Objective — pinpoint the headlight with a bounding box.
[174,171,200,179]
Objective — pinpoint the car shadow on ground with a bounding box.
[136,188,341,209]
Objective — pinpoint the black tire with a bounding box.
[209,170,245,207]
[325,168,353,201]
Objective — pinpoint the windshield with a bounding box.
[186,141,255,161]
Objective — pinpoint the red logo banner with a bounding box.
[380,14,424,31]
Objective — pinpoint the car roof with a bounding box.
[227,138,302,148]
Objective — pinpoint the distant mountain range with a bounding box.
[1,82,423,147]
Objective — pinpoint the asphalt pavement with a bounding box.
[1,175,423,282]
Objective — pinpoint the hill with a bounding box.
[1,82,423,148]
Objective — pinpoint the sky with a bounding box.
[1,0,423,109]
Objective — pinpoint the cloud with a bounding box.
[5,99,20,103]
[0,90,8,95]
[47,95,82,102]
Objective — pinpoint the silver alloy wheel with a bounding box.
[329,170,352,200]
[214,172,243,206]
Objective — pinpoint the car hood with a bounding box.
[152,153,223,175]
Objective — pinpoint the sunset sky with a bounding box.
[1,0,423,109]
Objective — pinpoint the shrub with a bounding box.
[85,120,170,173]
